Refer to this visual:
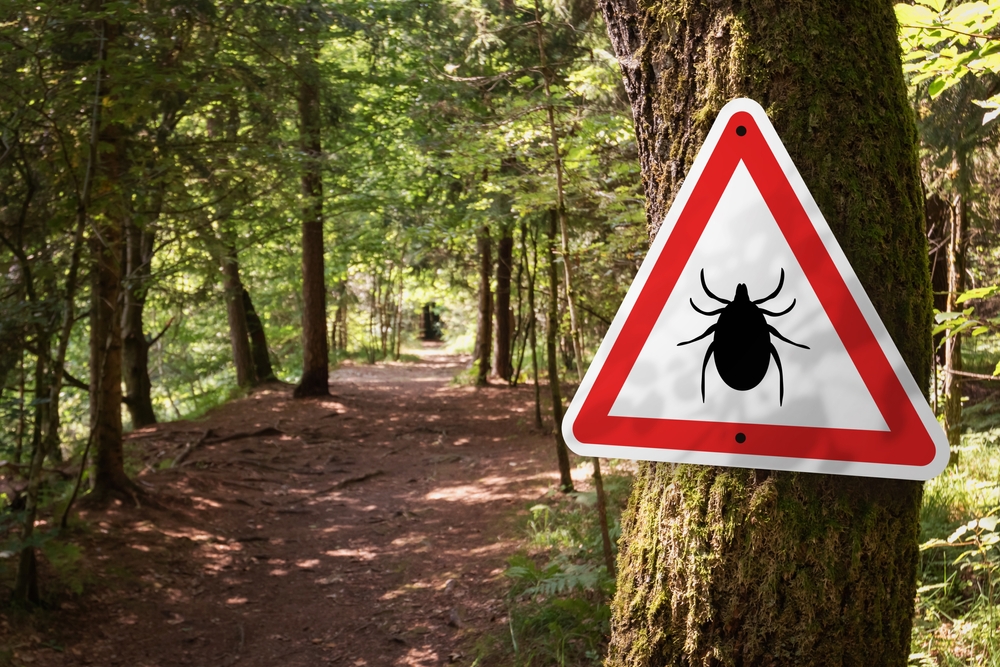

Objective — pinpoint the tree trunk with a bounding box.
[592,457,615,576]
[475,225,493,386]
[494,223,514,381]
[243,288,276,382]
[89,182,133,497]
[293,51,330,398]
[89,106,138,499]
[219,243,255,388]
[546,210,574,492]
[526,224,544,430]
[122,219,158,426]
[534,0,584,381]
[12,345,47,604]
[942,156,969,452]
[601,0,931,664]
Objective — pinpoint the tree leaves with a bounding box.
[895,0,1000,122]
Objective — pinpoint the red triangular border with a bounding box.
[571,109,937,468]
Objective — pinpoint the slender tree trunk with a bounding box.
[534,0,584,381]
[524,219,544,429]
[592,457,615,576]
[12,345,46,604]
[546,210,574,491]
[510,232,529,385]
[221,243,255,388]
[293,50,329,398]
[601,1,931,664]
[15,352,26,463]
[494,223,514,381]
[475,225,493,386]
[943,155,969,453]
[243,288,276,382]
[42,19,106,458]
[122,219,158,426]
[394,269,404,360]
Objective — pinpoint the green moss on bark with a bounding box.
[599,0,931,664]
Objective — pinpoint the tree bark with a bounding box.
[220,242,255,388]
[243,288,276,382]
[525,222,544,430]
[600,0,931,664]
[122,219,158,427]
[89,158,133,498]
[475,225,493,386]
[293,51,330,398]
[13,344,46,604]
[87,72,139,499]
[494,223,514,381]
[534,0,584,380]
[546,210,574,492]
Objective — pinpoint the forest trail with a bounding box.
[10,348,577,667]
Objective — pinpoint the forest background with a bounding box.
[1,0,999,664]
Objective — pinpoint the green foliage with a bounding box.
[915,429,1000,665]
[474,467,631,666]
[935,286,1000,376]
[896,0,1000,123]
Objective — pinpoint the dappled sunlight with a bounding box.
[424,483,518,503]
[190,495,222,509]
[390,534,428,548]
[396,646,440,666]
[324,547,378,561]
[157,526,224,542]
[380,580,432,601]
[9,349,571,666]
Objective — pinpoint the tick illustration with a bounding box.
[678,269,809,405]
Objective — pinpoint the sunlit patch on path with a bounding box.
[20,349,569,667]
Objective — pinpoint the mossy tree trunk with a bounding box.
[600,0,931,664]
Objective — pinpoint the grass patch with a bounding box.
[913,429,1000,666]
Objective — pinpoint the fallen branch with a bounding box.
[173,427,285,468]
[172,429,215,467]
[311,470,384,495]
[205,427,284,445]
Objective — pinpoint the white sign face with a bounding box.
[611,162,887,432]
[562,98,949,480]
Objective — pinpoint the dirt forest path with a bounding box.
[7,347,583,667]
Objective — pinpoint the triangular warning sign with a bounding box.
[563,98,949,480]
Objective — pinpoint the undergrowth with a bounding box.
[912,427,1000,666]
[474,463,632,667]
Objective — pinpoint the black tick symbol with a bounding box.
[678,269,809,405]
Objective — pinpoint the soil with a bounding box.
[1,347,585,666]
